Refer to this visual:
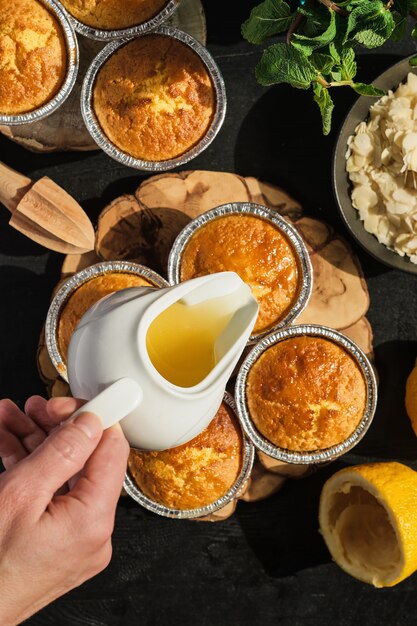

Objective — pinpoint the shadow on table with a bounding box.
[236,461,348,577]
[0,266,51,400]
[0,137,93,178]
[236,336,417,576]
[348,339,417,465]
[233,54,406,279]
[0,203,50,257]
[206,1,257,45]
[82,174,150,225]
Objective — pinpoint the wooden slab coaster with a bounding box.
[37,171,375,520]
[239,460,287,503]
[0,0,206,153]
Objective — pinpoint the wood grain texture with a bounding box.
[10,177,95,254]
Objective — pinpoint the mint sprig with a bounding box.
[241,0,294,43]
[242,0,417,134]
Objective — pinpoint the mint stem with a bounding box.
[316,75,330,87]
[317,0,348,16]
[329,80,354,87]
[286,13,305,45]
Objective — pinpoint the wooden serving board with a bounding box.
[0,0,206,153]
[37,170,374,522]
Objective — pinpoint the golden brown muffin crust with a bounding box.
[61,0,168,30]
[93,35,215,161]
[128,403,243,510]
[180,215,300,333]
[58,273,154,362]
[246,336,367,451]
[0,0,66,114]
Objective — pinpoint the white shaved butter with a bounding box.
[347,73,417,263]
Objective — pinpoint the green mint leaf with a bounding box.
[328,42,341,64]
[352,82,386,96]
[311,52,335,74]
[256,43,317,89]
[331,69,342,81]
[292,8,336,55]
[297,5,323,33]
[412,24,417,39]
[409,55,417,66]
[344,1,395,48]
[340,46,357,80]
[390,13,408,43]
[313,82,334,135]
[241,0,294,44]
[354,29,389,48]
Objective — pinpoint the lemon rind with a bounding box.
[319,470,405,588]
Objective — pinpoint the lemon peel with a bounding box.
[319,462,417,587]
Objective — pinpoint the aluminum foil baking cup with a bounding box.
[62,0,181,40]
[167,202,313,343]
[123,392,255,519]
[0,0,78,126]
[81,26,226,171]
[235,324,378,465]
[45,261,168,382]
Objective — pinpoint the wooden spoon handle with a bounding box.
[0,161,33,213]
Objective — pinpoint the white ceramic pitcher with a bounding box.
[67,272,258,450]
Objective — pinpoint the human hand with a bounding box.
[0,396,130,626]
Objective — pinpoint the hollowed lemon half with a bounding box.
[319,462,417,587]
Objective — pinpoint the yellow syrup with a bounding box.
[146,299,235,387]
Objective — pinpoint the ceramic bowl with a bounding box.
[333,56,417,274]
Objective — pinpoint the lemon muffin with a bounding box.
[246,336,367,451]
[180,214,300,334]
[128,402,244,510]
[0,0,66,115]
[60,0,168,30]
[58,273,154,361]
[93,35,215,162]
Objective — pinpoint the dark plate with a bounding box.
[333,56,417,274]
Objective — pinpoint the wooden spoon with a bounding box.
[0,162,95,254]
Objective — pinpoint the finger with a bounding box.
[13,411,103,515]
[0,398,46,453]
[67,423,129,519]
[22,396,49,452]
[25,396,49,425]
[0,431,28,468]
[46,397,86,431]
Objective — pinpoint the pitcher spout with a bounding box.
[141,272,259,392]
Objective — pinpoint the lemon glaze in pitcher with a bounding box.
[67,272,258,450]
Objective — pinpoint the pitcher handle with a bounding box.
[70,378,143,430]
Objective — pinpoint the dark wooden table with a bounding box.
[2,3,417,624]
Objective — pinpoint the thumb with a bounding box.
[15,412,103,514]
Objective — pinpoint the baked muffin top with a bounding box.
[58,272,154,362]
[93,35,215,162]
[0,0,67,115]
[246,336,367,451]
[180,214,300,334]
[128,402,243,511]
[60,0,167,30]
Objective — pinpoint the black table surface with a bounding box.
[2,3,417,624]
